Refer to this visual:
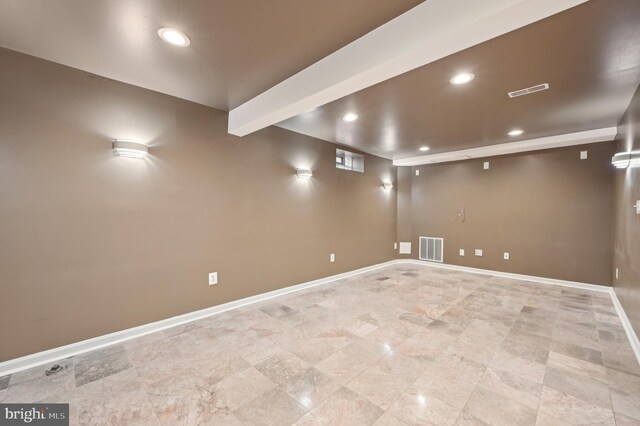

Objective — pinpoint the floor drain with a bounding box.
[45,364,64,376]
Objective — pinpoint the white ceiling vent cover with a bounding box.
[419,237,444,263]
[508,83,549,98]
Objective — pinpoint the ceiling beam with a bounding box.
[228,0,588,137]
[392,127,618,166]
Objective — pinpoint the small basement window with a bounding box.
[336,149,364,173]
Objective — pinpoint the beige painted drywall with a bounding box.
[0,48,397,361]
[408,143,614,285]
[613,83,640,337]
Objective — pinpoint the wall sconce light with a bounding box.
[383,181,393,190]
[296,168,313,179]
[612,151,640,169]
[113,140,149,159]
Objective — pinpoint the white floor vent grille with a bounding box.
[419,237,444,262]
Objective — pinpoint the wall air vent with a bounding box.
[419,237,444,263]
[508,83,549,98]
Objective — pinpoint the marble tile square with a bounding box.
[375,351,427,384]
[311,387,384,426]
[543,365,611,409]
[463,385,537,426]
[477,367,541,410]
[282,367,341,410]
[536,385,615,426]
[412,352,486,409]
[75,350,131,387]
[388,386,461,426]
[549,341,603,366]
[234,387,308,426]
[76,368,157,425]
[347,366,409,409]
[255,351,310,386]
[606,367,640,421]
[314,350,370,386]
[261,302,298,318]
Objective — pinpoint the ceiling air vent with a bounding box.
[419,237,444,263]
[508,83,549,98]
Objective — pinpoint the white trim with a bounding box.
[0,260,398,376]
[610,289,640,365]
[3,258,638,377]
[393,127,617,166]
[228,0,588,136]
[403,259,610,292]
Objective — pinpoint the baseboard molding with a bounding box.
[0,259,399,376]
[2,258,636,377]
[610,289,640,366]
[403,259,610,293]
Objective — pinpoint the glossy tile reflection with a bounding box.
[2,265,639,425]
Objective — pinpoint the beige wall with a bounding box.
[408,143,614,285]
[0,48,397,361]
[613,84,640,337]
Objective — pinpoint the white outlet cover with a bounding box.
[330,253,335,262]
[483,162,490,170]
[459,249,465,256]
[503,252,510,260]
[580,151,588,160]
[616,268,619,279]
[208,272,218,286]
[415,169,420,176]
[399,242,412,254]
[636,200,640,215]
[475,249,483,256]
[394,243,398,250]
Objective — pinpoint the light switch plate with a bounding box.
[330,253,335,263]
[415,169,420,176]
[394,243,398,250]
[459,249,465,256]
[616,268,619,280]
[636,200,640,215]
[475,249,483,257]
[208,272,218,286]
[483,162,490,170]
[580,151,588,160]
[503,252,510,260]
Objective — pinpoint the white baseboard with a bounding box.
[0,259,398,376]
[403,259,610,292]
[610,289,640,366]
[2,258,638,377]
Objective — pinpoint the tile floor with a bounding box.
[1,265,640,425]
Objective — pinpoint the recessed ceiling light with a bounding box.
[342,112,358,122]
[157,28,190,47]
[419,146,430,152]
[508,129,524,136]
[450,72,474,85]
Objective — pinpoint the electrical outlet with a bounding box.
[394,243,398,250]
[475,249,483,257]
[635,200,640,215]
[503,252,510,260]
[415,169,420,176]
[330,253,335,263]
[580,151,588,160]
[208,272,218,286]
[483,162,490,170]
[459,249,465,256]
[616,268,619,280]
